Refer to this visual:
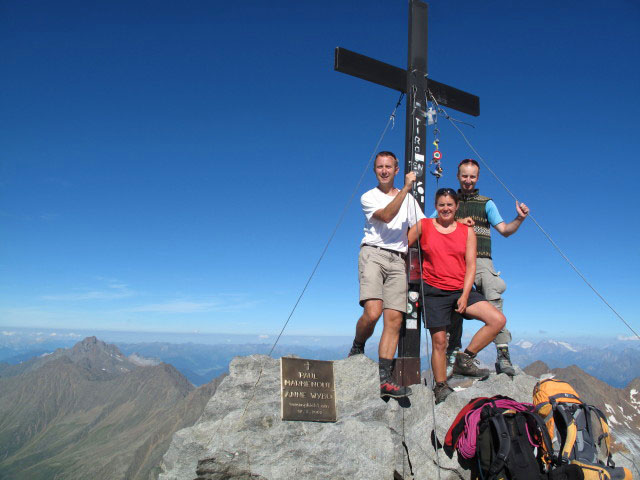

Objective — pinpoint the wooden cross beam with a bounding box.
[335,0,480,386]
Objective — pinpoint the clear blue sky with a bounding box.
[2,1,639,341]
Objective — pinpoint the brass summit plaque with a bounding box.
[280,357,337,422]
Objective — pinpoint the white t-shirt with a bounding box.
[360,187,425,253]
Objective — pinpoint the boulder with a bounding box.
[159,354,640,480]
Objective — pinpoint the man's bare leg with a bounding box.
[349,299,382,356]
[379,308,412,398]
[378,308,402,359]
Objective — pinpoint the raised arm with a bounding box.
[494,201,530,237]
[456,228,477,314]
[372,172,416,223]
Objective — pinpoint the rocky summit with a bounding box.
[159,355,640,480]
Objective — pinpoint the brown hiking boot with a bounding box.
[452,351,491,378]
[433,381,454,404]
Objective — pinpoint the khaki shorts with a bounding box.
[358,245,407,313]
[475,257,507,312]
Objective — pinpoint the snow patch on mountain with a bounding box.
[516,340,533,349]
[549,340,578,352]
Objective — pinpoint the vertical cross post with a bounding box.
[334,0,479,386]
[396,0,429,386]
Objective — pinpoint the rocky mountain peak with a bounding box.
[0,342,226,480]
[159,355,639,480]
[522,360,550,377]
[71,336,121,355]
[64,336,137,377]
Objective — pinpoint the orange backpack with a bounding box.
[533,378,632,480]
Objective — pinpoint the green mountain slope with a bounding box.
[0,337,222,480]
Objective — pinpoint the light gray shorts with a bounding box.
[358,245,407,313]
[475,257,507,312]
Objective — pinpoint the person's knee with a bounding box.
[383,309,403,329]
[431,330,447,352]
[493,312,506,331]
[362,301,383,323]
[433,336,447,353]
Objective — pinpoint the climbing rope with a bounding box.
[427,90,639,342]
[239,90,405,414]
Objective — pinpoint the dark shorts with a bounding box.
[422,283,486,329]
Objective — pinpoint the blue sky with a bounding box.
[2,0,639,341]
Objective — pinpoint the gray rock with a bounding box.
[160,354,640,480]
[160,354,395,480]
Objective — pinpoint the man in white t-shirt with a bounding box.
[348,151,425,398]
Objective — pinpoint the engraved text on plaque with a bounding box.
[280,357,337,422]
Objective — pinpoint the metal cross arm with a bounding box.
[334,47,479,117]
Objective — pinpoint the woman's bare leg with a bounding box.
[429,327,448,383]
[463,301,506,354]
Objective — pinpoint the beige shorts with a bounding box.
[358,245,407,313]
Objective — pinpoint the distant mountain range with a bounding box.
[475,338,640,388]
[1,328,638,388]
[0,336,638,479]
[120,337,639,389]
[115,342,348,386]
[0,337,224,480]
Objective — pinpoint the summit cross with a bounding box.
[335,0,480,385]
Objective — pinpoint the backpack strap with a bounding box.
[487,413,511,476]
[524,411,558,466]
[535,401,553,422]
[587,405,615,467]
[548,393,582,408]
[556,405,578,463]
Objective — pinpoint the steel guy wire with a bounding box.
[429,92,639,342]
[221,92,407,452]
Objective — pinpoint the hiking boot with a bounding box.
[446,350,458,379]
[433,381,454,404]
[348,340,365,357]
[452,351,491,378]
[495,346,516,376]
[348,345,364,357]
[380,380,413,398]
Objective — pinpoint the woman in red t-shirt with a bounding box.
[408,188,506,403]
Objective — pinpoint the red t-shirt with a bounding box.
[419,218,469,291]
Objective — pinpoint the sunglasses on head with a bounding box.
[436,188,456,196]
